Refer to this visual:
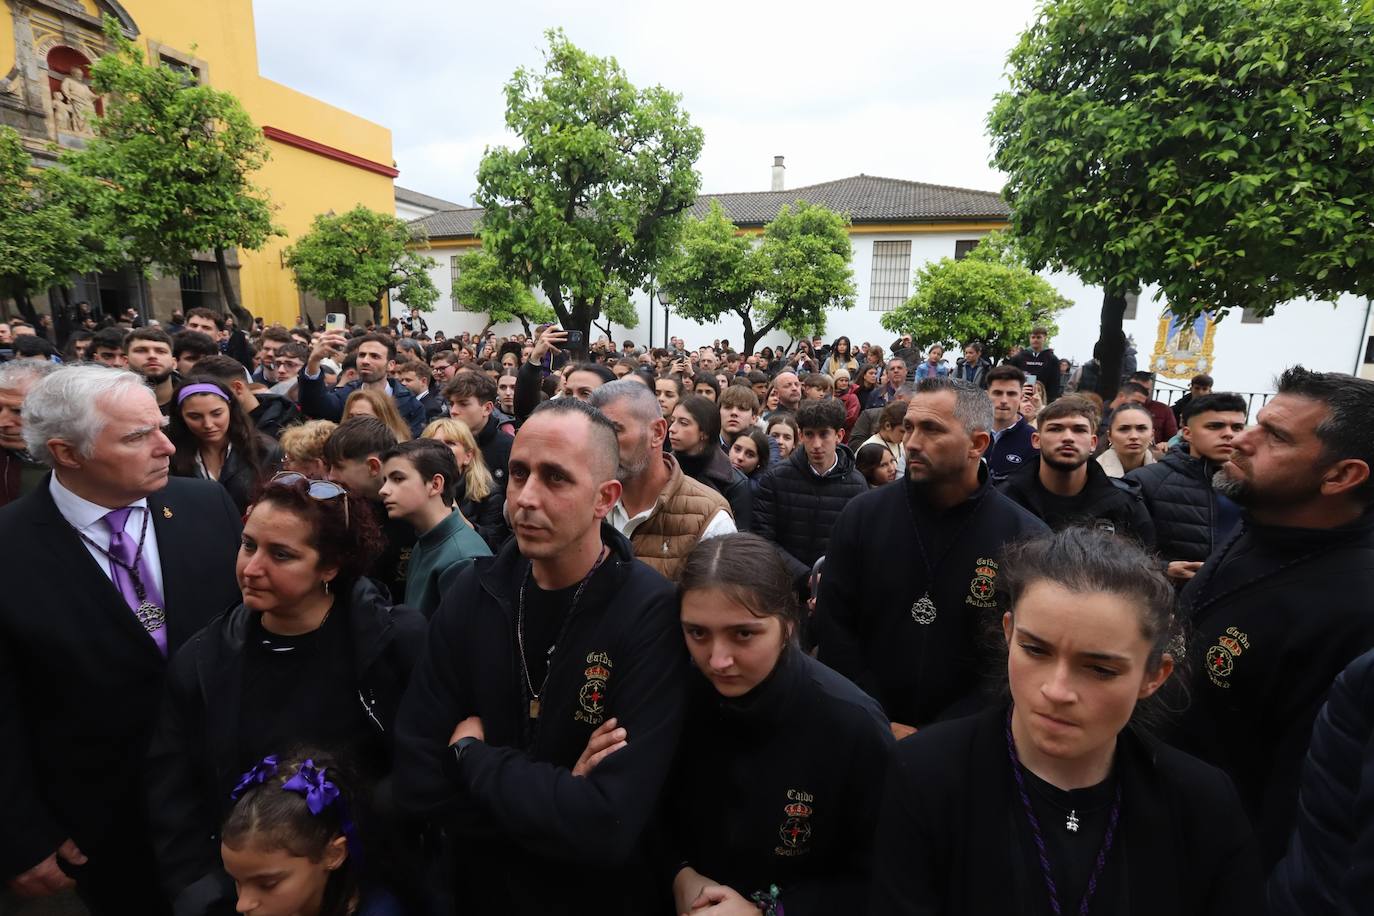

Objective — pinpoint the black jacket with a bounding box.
[679,445,753,532]
[1127,447,1237,562]
[871,706,1262,915]
[663,648,894,915]
[0,477,242,881]
[816,471,1048,727]
[391,525,688,914]
[1269,647,1374,915]
[174,435,284,516]
[753,445,867,582]
[952,357,990,388]
[456,478,509,552]
[1166,509,1374,869]
[247,392,300,441]
[1008,346,1061,401]
[997,455,1156,547]
[146,579,426,916]
[476,412,514,490]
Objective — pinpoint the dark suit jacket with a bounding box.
[0,475,243,879]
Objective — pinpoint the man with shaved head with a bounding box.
[394,397,688,914]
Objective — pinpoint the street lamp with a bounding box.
[656,288,673,349]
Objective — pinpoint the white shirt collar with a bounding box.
[49,472,150,534]
[809,453,839,478]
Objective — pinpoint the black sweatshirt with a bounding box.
[391,524,687,914]
[1165,508,1374,870]
[870,705,1262,915]
[662,648,893,915]
[997,455,1156,547]
[816,471,1049,727]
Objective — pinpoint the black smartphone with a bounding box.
[565,330,585,350]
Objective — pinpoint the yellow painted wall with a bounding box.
[3,0,396,325]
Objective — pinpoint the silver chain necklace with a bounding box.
[516,547,607,720]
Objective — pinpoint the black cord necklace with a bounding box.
[516,546,607,722]
[901,478,988,625]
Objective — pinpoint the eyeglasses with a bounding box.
[268,472,349,526]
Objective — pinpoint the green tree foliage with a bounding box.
[67,16,281,326]
[591,281,640,340]
[453,248,554,336]
[0,127,114,323]
[659,200,855,355]
[988,0,1374,396]
[285,206,438,324]
[880,232,1071,361]
[474,29,703,359]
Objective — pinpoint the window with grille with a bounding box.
[450,255,461,311]
[869,240,912,311]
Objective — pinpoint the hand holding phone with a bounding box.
[324,312,347,333]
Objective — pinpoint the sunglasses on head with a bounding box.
[268,472,349,526]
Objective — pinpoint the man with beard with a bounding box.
[298,330,426,436]
[590,380,733,580]
[996,396,1155,545]
[123,328,178,414]
[393,398,688,914]
[0,360,59,507]
[1128,392,1247,583]
[1165,366,1374,871]
[815,378,1047,738]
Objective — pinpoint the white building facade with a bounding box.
[408,171,1374,399]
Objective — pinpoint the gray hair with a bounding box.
[588,378,663,426]
[22,365,151,464]
[0,359,61,393]
[915,376,994,435]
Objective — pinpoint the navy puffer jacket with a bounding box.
[1268,648,1374,915]
[753,444,867,583]
[1126,447,1233,562]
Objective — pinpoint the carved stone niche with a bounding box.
[6,0,138,149]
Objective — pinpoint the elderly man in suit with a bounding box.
[0,365,242,915]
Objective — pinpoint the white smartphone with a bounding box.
[1025,373,1037,387]
[324,312,347,333]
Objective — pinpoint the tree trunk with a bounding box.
[14,291,40,327]
[370,295,384,327]
[568,295,592,362]
[1094,289,1128,401]
[215,247,254,329]
[49,285,71,348]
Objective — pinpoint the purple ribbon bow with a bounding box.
[229,755,280,800]
[281,759,341,815]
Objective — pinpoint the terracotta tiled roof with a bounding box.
[408,174,1008,239]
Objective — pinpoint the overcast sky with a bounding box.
[252,0,1041,207]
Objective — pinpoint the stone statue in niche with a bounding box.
[52,89,75,131]
[59,69,97,135]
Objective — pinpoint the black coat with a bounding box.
[476,413,514,490]
[985,417,1037,481]
[680,445,753,532]
[1126,447,1237,562]
[663,648,894,915]
[174,434,284,516]
[1008,346,1061,401]
[997,455,1156,547]
[1166,509,1374,869]
[816,471,1048,728]
[247,392,300,441]
[456,478,509,552]
[1269,647,1374,915]
[146,579,426,916]
[391,525,688,914]
[871,706,1263,915]
[0,477,242,886]
[752,445,867,582]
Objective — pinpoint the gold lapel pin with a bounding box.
[163,507,173,519]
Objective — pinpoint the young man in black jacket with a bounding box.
[997,396,1155,546]
[393,398,688,914]
[444,370,515,488]
[752,399,867,587]
[1127,392,1246,583]
[1006,326,1061,402]
[1165,366,1374,871]
[815,377,1048,739]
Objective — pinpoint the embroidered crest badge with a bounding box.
[575,652,612,725]
[965,557,999,609]
[1205,627,1250,689]
[775,790,815,856]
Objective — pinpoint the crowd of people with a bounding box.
[0,308,1371,916]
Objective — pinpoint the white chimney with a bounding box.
[771,155,785,191]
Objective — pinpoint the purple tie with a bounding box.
[102,507,168,656]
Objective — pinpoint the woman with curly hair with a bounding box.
[146,474,427,916]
